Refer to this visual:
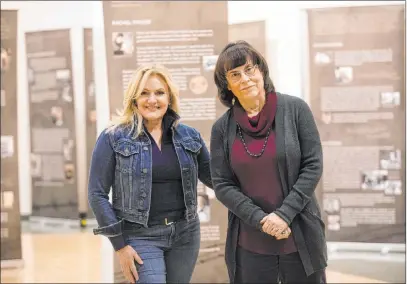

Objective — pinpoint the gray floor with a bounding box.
[21,219,406,283]
[328,257,405,283]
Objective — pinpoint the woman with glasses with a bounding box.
[210,40,327,283]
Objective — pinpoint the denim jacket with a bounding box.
[88,111,213,250]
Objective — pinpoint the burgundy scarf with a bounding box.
[233,92,277,137]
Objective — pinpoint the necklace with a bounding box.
[236,123,271,158]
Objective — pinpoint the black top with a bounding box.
[146,114,185,224]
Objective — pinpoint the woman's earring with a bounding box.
[232,97,235,105]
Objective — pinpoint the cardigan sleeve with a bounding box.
[274,99,323,225]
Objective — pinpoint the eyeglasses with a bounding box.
[226,64,258,83]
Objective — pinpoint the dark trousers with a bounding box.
[235,246,326,284]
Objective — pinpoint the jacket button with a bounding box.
[141,192,147,198]
[143,147,148,151]
[124,148,129,154]
[142,168,148,173]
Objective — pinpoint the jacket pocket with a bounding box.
[113,140,139,210]
[303,206,326,236]
[298,208,328,270]
[178,138,202,206]
[180,138,202,154]
[113,140,139,173]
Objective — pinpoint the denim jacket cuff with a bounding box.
[93,219,123,237]
[109,235,126,251]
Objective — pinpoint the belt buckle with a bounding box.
[165,218,174,226]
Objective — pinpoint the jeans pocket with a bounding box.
[130,246,166,282]
[188,217,200,232]
[136,251,164,275]
[187,218,201,244]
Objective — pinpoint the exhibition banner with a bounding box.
[307,5,405,243]
[102,1,229,282]
[0,9,22,263]
[25,29,79,219]
[83,28,96,220]
[229,20,266,57]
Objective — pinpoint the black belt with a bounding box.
[148,213,185,226]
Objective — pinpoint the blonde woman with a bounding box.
[88,64,212,283]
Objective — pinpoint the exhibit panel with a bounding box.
[25,29,79,219]
[306,5,405,244]
[102,1,229,282]
[0,9,23,266]
[83,28,96,222]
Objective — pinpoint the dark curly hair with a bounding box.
[214,40,275,108]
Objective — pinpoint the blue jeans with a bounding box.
[123,218,200,283]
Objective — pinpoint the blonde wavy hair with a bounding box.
[109,64,181,137]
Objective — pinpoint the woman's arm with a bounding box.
[274,99,323,225]
[210,119,267,229]
[88,129,126,251]
[197,132,213,189]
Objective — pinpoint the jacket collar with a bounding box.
[130,108,180,137]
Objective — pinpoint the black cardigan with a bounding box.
[210,92,327,281]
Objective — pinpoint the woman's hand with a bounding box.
[260,213,291,239]
[274,227,292,240]
[116,245,143,283]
